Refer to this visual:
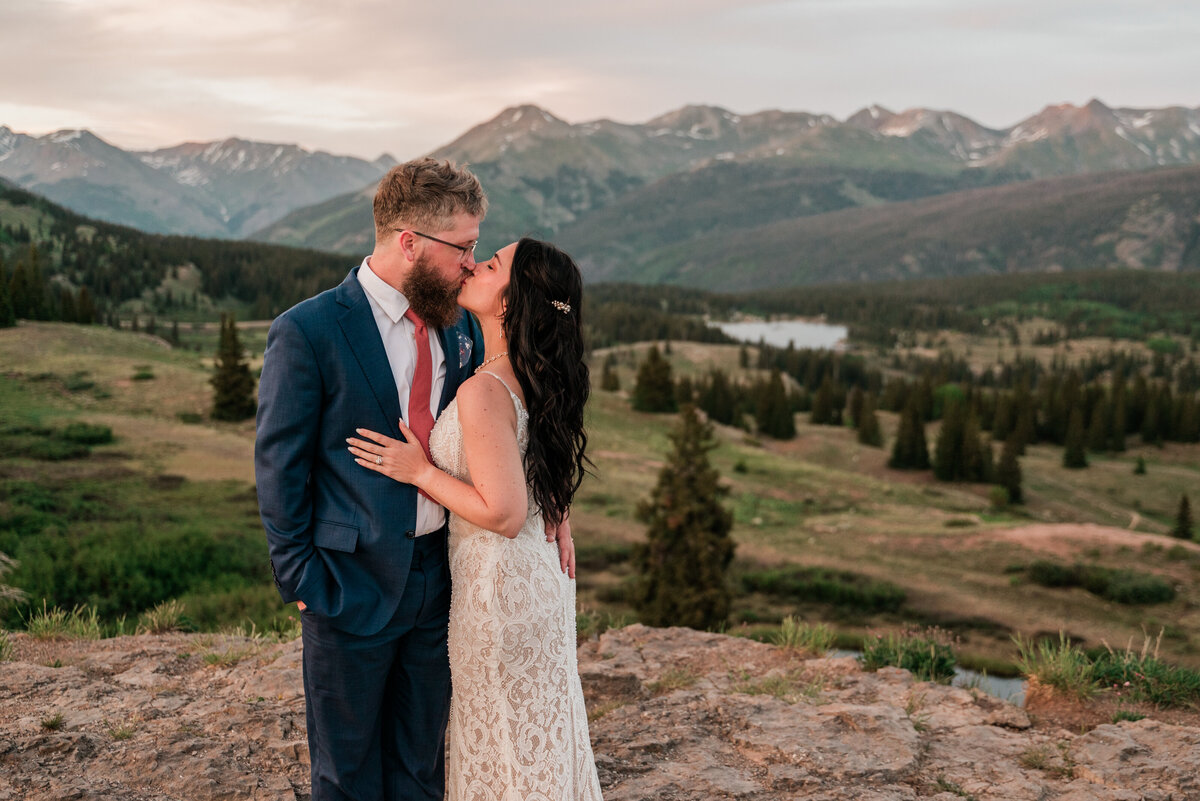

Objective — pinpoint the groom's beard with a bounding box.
[402,253,464,329]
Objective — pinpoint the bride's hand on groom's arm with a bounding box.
[547,515,576,579]
[346,424,435,487]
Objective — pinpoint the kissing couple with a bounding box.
[255,157,603,800]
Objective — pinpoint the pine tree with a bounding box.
[24,246,48,320]
[847,385,864,428]
[996,434,1023,504]
[0,260,14,328]
[992,392,1014,442]
[934,400,966,481]
[1111,390,1128,452]
[210,314,257,421]
[756,369,795,439]
[58,287,77,323]
[1087,396,1111,453]
[632,345,677,413]
[810,375,835,425]
[1178,393,1199,443]
[600,353,620,391]
[1013,396,1036,455]
[632,405,735,630]
[1173,494,1193,541]
[1062,406,1088,469]
[963,409,993,482]
[889,397,930,470]
[674,375,695,408]
[857,394,883,447]
[76,286,96,324]
[8,259,29,319]
[698,369,736,426]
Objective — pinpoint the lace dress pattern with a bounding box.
[429,372,602,801]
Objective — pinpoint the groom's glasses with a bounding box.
[397,229,477,263]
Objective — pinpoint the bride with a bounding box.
[348,238,603,800]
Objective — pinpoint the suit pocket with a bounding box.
[313,520,359,553]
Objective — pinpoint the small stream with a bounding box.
[830,650,1027,706]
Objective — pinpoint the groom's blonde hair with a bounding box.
[373,157,487,241]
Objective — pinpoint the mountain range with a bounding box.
[3,98,1200,290]
[577,164,1200,291]
[0,126,395,238]
[252,99,1200,262]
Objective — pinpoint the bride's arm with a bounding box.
[348,377,529,538]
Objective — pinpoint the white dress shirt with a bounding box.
[357,257,447,536]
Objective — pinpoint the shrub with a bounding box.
[1097,570,1175,605]
[1092,633,1200,708]
[60,422,114,446]
[23,601,103,640]
[1014,632,1095,699]
[26,438,90,461]
[574,542,632,571]
[773,615,834,655]
[1028,560,1078,588]
[136,599,187,634]
[64,372,94,392]
[0,629,12,662]
[988,486,1010,510]
[740,566,907,613]
[1026,561,1175,605]
[859,628,956,683]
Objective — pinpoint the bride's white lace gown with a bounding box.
[429,372,602,801]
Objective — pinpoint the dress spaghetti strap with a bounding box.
[476,370,525,415]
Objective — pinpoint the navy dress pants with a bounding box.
[301,529,451,801]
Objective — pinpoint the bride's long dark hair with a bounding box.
[502,238,590,525]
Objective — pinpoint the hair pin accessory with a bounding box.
[550,300,571,314]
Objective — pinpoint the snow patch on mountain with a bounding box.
[49,130,84,145]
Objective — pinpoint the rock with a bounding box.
[2,625,1199,799]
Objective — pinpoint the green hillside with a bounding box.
[0,183,351,320]
[597,166,1200,290]
[556,162,1018,278]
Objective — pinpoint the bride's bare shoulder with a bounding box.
[456,373,519,426]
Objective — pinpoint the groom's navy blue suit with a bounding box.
[255,267,483,800]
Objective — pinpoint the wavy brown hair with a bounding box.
[373,157,487,240]
[502,238,590,525]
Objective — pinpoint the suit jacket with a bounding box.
[255,267,484,636]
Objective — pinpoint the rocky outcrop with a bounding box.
[1,625,1197,800]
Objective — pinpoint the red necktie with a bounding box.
[403,308,435,465]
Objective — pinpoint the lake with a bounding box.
[712,319,848,350]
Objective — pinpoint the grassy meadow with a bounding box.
[3,320,1200,677]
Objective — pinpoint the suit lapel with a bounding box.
[436,323,461,416]
[335,269,403,437]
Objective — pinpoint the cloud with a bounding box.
[2,0,1197,157]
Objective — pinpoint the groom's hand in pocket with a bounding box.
[296,601,307,612]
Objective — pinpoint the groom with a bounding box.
[255,157,487,801]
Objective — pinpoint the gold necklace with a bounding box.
[474,351,509,374]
